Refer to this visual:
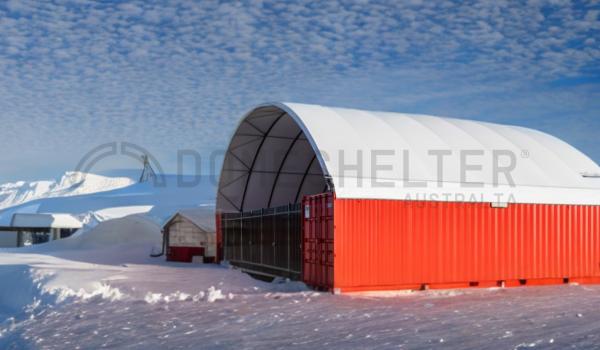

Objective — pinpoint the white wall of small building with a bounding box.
[167,215,216,257]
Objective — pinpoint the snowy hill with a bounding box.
[0,172,135,211]
[0,172,217,227]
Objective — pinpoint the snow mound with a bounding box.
[143,287,228,304]
[0,172,135,210]
[15,214,162,255]
[44,282,124,304]
[76,214,161,249]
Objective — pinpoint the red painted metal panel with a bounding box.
[334,200,600,292]
[215,213,223,263]
[302,194,334,289]
[167,247,205,263]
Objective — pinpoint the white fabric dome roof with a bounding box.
[217,103,600,212]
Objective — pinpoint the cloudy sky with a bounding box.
[0,0,599,184]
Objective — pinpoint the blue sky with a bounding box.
[0,0,599,184]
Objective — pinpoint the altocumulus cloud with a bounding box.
[0,0,598,183]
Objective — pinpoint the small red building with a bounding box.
[162,209,216,263]
[217,103,600,292]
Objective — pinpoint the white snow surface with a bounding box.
[2,235,600,349]
[1,174,600,349]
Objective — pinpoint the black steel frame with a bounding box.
[221,203,302,280]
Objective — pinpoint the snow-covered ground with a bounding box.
[1,174,599,349]
[2,236,599,349]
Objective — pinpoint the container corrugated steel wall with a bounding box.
[333,199,600,292]
[215,213,223,263]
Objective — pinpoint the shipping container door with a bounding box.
[319,195,334,288]
[216,213,223,263]
[302,196,317,285]
[302,194,334,289]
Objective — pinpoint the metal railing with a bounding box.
[221,203,302,279]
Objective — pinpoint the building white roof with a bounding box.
[162,209,216,232]
[11,213,83,229]
[217,102,600,211]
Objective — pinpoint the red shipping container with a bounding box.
[302,194,600,293]
[215,213,223,263]
[302,193,335,289]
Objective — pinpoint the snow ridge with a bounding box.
[0,172,135,211]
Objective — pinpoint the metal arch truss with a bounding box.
[219,113,327,212]
[267,129,304,208]
[239,112,287,210]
